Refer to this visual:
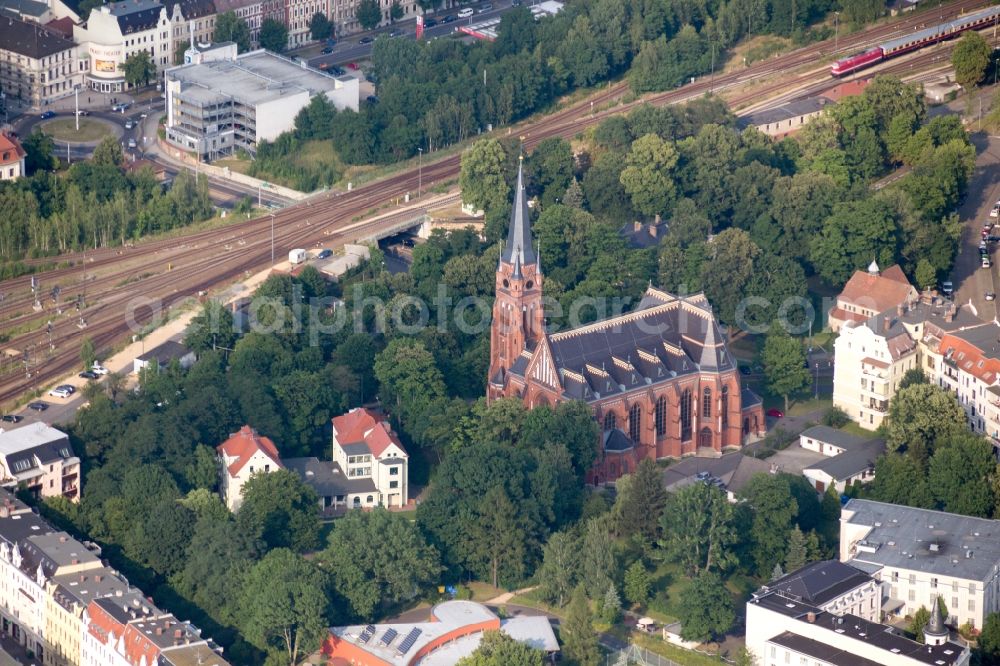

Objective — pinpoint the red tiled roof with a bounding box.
[45,17,75,37]
[837,266,916,313]
[123,624,159,666]
[937,334,1000,385]
[332,408,405,457]
[822,78,871,102]
[828,306,868,325]
[0,133,25,166]
[86,599,124,644]
[216,425,282,478]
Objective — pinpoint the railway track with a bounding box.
[0,0,993,407]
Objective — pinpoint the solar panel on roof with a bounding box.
[396,628,422,654]
[379,628,398,646]
[359,624,376,643]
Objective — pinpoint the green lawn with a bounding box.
[41,117,113,142]
[631,633,728,665]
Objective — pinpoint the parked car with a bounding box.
[322,45,334,53]
[696,471,711,480]
[127,138,137,149]
[423,17,438,27]
[478,3,492,11]
[124,119,135,130]
[39,110,56,119]
[359,36,374,44]
[27,402,49,411]
[48,385,75,398]
[91,363,109,375]
[75,110,90,116]
[984,257,992,269]
[389,28,404,37]
[987,292,997,301]
[79,370,98,380]
[366,95,379,104]
[0,415,22,423]
[317,248,333,259]
[347,62,359,70]
[458,7,474,17]
[988,235,1000,242]
[442,14,457,22]
[766,408,784,418]
[941,281,954,296]
[331,66,346,75]
[739,365,751,376]
[991,201,1000,218]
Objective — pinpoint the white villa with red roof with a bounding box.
[828,262,918,333]
[329,408,409,509]
[216,425,283,511]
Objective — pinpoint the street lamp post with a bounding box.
[417,147,423,196]
[270,213,275,267]
[74,85,79,131]
[834,12,839,54]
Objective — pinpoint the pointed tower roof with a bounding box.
[868,258,880,275]
[925,598,947,638]
[699,315,720,371]
[502,159,537,266]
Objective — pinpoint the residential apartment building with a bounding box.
[164,48,358,160]
[0,489,229,666]
[74,0,217,92]
[841,498,1000,629]
[330,407,409,508]
[828,262,918,333]
[0,15,85,108]
[216,424,282,511]
[213,0,281,44]
[331,0,419,36]
[286,0,329,47]
[924,323,1000,442]
[832,294,981,430]
[0,133,26,180]
[0,424,80,502]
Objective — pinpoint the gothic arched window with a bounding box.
[703,388,712,418]
[681,389,692,441]
[721,386,729,427]
[655,396,667,438]
[629,403,641,443]
[604,412,617,431]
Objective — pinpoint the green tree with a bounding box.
[122,51,154,88]
[740,473,799,576]
[469,486,528,588]
[527,137,573,208]
[979,613,1000,663]
[871,453,935,508]
[260,18,288,52]
[80,337,96,370]
[239,549,330,664]
[914,258,937,290]
[839,0,883,25]
[821,407,849,428]
[356,0,382,30]
[601,583,622,624]
[899,368,927,390]
[810,198,899,286]
[884,383,967,466]
[928,433,997,517]
[22,130,55,173]
[620,133,678,218]
[92,136,124,167]
[177,516,257,625]
[952,31,991,90]
[236,469,321,552]
[909,605,931,642]
[184,300,238,353]
[563,585,600,666]
[390,1,404,21]
[309,12,333,40]
[612,458,667,540]
[460,139,510,214]
[784,526,809,573]
[77,0,105,17]
[457,630,544,666]
[373,338,447,436]
[761,325,810,412]
[173,39,189,65]
[214,10,252,52]
[563,178,585,209]
[623,561,651,607]
[318,508,442,620]
[700,228,761,328]
[658,482,737,575]
[537,531,578,607]
[580,518,617,599]
[676,573,735,642]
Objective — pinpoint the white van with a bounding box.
[458,7,473,17]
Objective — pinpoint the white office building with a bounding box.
[164,48,359,160]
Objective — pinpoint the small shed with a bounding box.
[133,340,196,374]
[662,622,701,650]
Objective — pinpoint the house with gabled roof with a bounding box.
[0,423,80,501]
[828,261,918,333]
[328,407,408,508]
[488,162,764,484]
[216,425,282,511]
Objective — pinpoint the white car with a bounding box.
[992,202,1000,218]
[984,257,992,269]
[91,363,109,375]
[458,7,473,17]
[48,385,75,398]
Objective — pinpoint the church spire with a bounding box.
[502,158,537,267]
[699,316,720,371]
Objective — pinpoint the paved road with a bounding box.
[306,0,519,70]
[953,132,1000,322]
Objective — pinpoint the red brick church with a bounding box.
[487,164,765,484]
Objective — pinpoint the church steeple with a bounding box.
[488,158,545,401]
[502,159,538,267]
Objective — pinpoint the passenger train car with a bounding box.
[831,5,1000,76]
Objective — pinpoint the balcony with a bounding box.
[867,399,888,413]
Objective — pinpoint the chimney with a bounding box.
[174,629,183,638]
[633,221,642,232]
[883,317,890,332]
[648,224,658,238]
[897,303,904,316]
[156,627,163,636]
[806,612,816,623]
[945,309,954,323]
[59,535,67,543]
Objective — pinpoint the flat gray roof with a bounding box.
[0,423,67,455]
[799,425,871,451]
[52,566,130,609]
[843,498,1000,582]
[168,50,344,108]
